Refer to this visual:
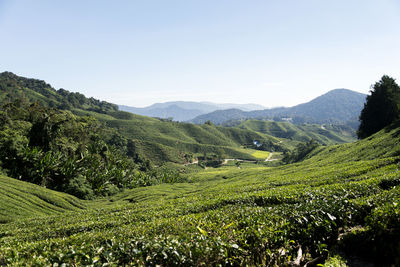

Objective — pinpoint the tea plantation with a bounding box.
[1,124,399,266]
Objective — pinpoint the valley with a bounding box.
[1,124,399,265]
[0,73,399,266]
[1,1,399,265]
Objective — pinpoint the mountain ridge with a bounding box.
[190,88,367,125]
[119,101,266,121]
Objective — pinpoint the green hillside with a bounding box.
[307,120,400,162]
[4,71,396,265]
[0,175,85,223]
[0,72,360,166]
[0,72,118,113]
[0,72,291,164]
[238,120,356,145]
[71,109,289,163]
[1,124,399,266]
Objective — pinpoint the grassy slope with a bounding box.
[307,121,400,162]
[0,175,86,223]
[1,125,399,265]
[73,109,288,163]
[238,120,355,145]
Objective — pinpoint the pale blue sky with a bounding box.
[1,0,399,107]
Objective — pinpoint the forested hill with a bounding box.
[190,89,367,124]
[0,71,118,113]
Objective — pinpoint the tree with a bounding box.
[235,160,241,168]
[184,153,193,163]
[357,75,400,139]
[282,139,319,164]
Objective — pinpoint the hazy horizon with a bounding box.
[1,1,399,107]
[117,87,365,109]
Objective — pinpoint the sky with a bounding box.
[0,0,399,108]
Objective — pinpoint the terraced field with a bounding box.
[251,150,270,159]
[1,125,399,265]
[238,120,356,145]
[0,72,293,165]
[73,109,290,164]
[73,110,358,165]
[0,175,85,223]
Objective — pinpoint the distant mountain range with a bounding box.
[119,101,266,121]
[190,89,367,125]
[1,70,366,127]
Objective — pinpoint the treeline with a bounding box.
[0,71,118,114]
[358,75,400,139]
[0,100,184,199]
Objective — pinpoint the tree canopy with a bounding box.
[357,75,400,139]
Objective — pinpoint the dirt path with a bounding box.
[223,159,258,164]
[183,160,199,166]
[184,155,276,166]
[265,152,278,162]
[223,159,235,164]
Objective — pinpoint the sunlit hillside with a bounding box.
[1,124,399,265]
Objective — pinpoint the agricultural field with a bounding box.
[0,72,361,170]
[75,109,289,164]
[0,175,86,223]
[1,125,400,266]
[238,120,356,145]
[251,150,270,159]
[1,3,399,266]
[0,72,293,165]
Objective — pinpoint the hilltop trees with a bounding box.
[0,71,119,113]
[357,75,400,139]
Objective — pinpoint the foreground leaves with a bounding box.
[1,155,400,265]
